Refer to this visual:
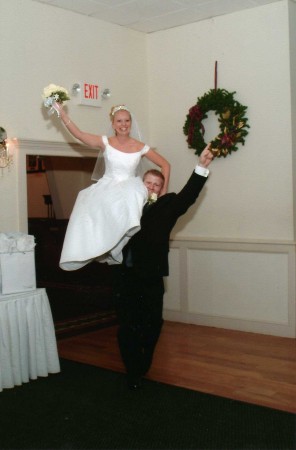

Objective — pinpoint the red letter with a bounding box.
[84,83,89,99]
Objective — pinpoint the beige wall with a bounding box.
[27,157,96,219]
[0,0,149,230]
[1,0,295,336]
[146,1,296,336]
[290,0,296,240]
[27,171,50,218]
[147,1,293,242]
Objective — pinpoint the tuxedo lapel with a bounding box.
[143,202,153,214]
[142,200,160,216]
[141,197,170,226]
[142,194,173,215]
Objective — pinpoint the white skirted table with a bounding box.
[0,288,60,392]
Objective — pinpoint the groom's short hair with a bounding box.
[143,169,165,185]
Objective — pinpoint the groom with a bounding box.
[113,144,214,389]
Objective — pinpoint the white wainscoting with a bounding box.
[164,239,296,338]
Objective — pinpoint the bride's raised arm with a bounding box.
[56,103,104,149]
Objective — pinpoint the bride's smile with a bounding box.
[112,110,131,135]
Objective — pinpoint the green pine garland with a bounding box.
[183,88,250,157]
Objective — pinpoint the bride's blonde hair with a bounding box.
[109,105,131,121]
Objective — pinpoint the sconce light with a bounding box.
[101,88,111,99]
[0,127,13,170]
[72,83,81,95]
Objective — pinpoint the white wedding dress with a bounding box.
[60,136,149,271]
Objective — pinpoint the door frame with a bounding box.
[18,139,95,232]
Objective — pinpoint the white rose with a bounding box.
[42,84,57,98]
[148,192,158,204]
[42,84,70,101]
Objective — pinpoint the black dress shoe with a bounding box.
[127,376,142,390]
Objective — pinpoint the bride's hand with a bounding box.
[52,101,65,118]
[53,101,62,111]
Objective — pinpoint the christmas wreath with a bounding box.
[183,88,249,157]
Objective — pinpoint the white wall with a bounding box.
[147,1,293,242]
[27,157,95,219]
[289,1,296,239]
[0,0,149,230]
[147,1,296,337]
[27,172,50,218]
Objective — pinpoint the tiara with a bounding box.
[111,105,130,116]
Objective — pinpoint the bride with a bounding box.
[52,103,170,271]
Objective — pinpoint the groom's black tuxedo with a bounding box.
[114,170,208,388]
[125,170,208,278]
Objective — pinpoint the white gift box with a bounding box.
[0,233,36,294]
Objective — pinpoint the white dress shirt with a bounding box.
[195,165,209,178]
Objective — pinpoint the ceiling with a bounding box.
[34,0,283,33]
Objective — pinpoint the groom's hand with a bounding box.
[199,143,214,168]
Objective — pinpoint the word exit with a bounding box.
[84,83,99,100]
[74,81,102,107]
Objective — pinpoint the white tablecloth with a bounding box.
[0,288,60,391]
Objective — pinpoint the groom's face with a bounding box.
[143,174,163,196]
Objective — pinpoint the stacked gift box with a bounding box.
[0,232,36,294]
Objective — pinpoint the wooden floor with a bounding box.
[57,321,296,414]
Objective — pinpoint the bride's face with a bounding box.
[112,110,132,136]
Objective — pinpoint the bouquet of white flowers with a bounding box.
[42,83,70,117]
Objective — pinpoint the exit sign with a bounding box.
[74,82,102,107]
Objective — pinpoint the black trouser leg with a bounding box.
[140,285,164,375]
[113,266,164,380]
[113,267,145,380]
[117,324,143,381]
